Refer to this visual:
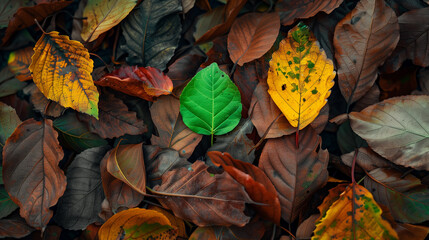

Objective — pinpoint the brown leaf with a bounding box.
[334,0,399,104]
[259,127,329,222]
[208,151,281,224]
[104,143,146,194]
[414,67,429,95]
[228,12,280,66]
[79,91,147,139]
[194,6,225,41]
[352,84,380,112]
[2,119,66,229]
[95,66,173,101]
[189,218,266,240]
[296,214,319,239]
[195,0,248,44]
[26,84,65,118]
[201,36,232,68]
[379,65,418,100]
[100,156,143,212]
[1,1,72,44]
[0,215,34,238]
[341,147,391,172]
[275,0,343,26]
[153,160,252,226]
[167,53,206,85]
[148,206,187,238]
[150,95,202,159]
[143,145,191,187]
[384,7,429,72]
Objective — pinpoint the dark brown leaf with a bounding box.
[2,119,66,230]
[26,84,65,118]
[0,215,34,238]
[341,147,391,172]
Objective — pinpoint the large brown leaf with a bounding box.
[1,1,72,44]
[259,127,329,223]
[2,119,66,229]
[153,160,252,227]
[349,95,429,170]
[383,7,429,72]
[334,0,399,104]
[104,143,146,194]
[100,153,143,212]
[208,151,281,224]
[95,66,173,101]
[0,215,34,238]
[275,0,343,26]
[150,95,202,159]
[195,0,248,44]
[79,91,147,139]
[227,12,280,66]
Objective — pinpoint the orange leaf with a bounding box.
[7,46,33,81]
[96,66,173,101]
[148,206,187,238]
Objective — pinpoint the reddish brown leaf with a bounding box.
[201,36,232,68]
[7,46,33,81]
[228,12,280,66]
[150,95,202,159]
[26,84,65,118]
[208,151,281,224]
[352,84,380,112]
[0,215,34,238]
[195,0,248,44]
[275,0,343,26]
[379,65,418,100]
[104,143,146,194]
[296,214,319,239]
[259,127,329,223]
[95,66,173,101]
[100,156,143,212]
[1,1,72,44]
[78,91,147,139]
[153,160,252,226]
[384,7,429,73]
[167,53,206,85]
[148,206,187,238]
[334,0,399,104]
[2,119,66,229]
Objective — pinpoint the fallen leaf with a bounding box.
[350,95,429,170]
[208,151,281,224]
[352,84,380,112]
[2,119,66,229]
[26,84,65,117]
[7,46,33,81]
[0,102,21,146]
[0,1,30,28]
[194,6,225,42]
[167,53,206,84]
[228,12,280,66]
[180,62,242,140]
[153,160,252,226]
[96,66,173,101]
[341,147,391,172]
[78,91,147,139]
[53,111,107,153]
[2,1,72,44]
[98,208,177,240]
[195,0,248,44]
[379,65,418,100]
[334,0,399,104]
[313,183,398,240]
[267,22,335,130]
[29,31,99,118]
[81,0,137,42]
[365,168,429,224]
[148,206,187,238]
[189,220,266,240]
[201,36,233,68]
[120,0,182,70]
[0,186,18,219]
[150,95,202,159]
[296,214,319,239]
[414,67,429,95]
[337,119,368,154]
[0,215,34,239]
[54,146,109,230]
[0,67,27,98]
[259,127,329,223]
[275,0,343,26]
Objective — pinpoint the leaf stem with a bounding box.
[229,60,238,77]
[295,128,299,149]
[34,19,47,34]
[211,133,214,147]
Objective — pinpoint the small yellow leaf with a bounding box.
[313,184,398,240]
[267,22,335,130]
[29,31,99,118]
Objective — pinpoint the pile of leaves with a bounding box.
[0,0,428,239]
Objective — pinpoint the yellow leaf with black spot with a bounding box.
[267,22,335,130]
[29,31,99,118]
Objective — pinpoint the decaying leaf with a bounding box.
[2,119,66,230]
[350,95,429,170]
[0,102,21,146]
[0,67,27,98]
[0,215,34,239]
[26,84,65,118]
[313,183,398,240]
[29,31,99,118]
[149,206,187,238]
[7,46,33,81]
[334,0,399,104]
[98,208,177,240]
[81,0,137,42]
[153,161,252,227]
[259,127,329,223]
[267,22,335,130]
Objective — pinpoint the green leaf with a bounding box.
[120,0,182,70]
[53,111,108,152]
[180,62,242,137]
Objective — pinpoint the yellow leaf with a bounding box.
[81,0,138,42]
[267,22,335,130]
[312,184,398,240]
[29,31,99,118]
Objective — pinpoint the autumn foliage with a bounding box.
[0,0,429,239]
